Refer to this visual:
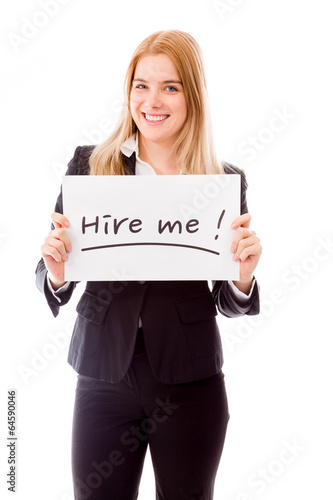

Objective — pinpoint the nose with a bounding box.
[145,89,162,109]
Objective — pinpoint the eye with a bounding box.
[165,85,178,92]
[134,84,148,89]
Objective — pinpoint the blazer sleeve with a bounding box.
[35,145,93,317]
[211,163,260,318]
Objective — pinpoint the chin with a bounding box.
[138,127,170,143]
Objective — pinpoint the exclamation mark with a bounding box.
[215,210,225,240]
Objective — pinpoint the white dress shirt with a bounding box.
[47,134,256,303]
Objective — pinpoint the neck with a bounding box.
[138,135,180,175]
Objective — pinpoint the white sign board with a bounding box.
[62,174,240,281]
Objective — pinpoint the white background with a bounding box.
[1,1,332,499]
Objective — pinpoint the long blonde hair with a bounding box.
[89,30,224,175]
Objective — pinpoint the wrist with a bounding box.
[232,276,254,295]
[48,274,67,291]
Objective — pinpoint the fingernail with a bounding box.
[62,255,68,262]
[230,246,235,253]
[231,223,236,228]
[233,254,239,261]
[64,221,70,227]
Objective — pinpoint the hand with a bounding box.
[40,212,72,290]
[230,213,262,293]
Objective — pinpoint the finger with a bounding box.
[230,227,253,253]
[232,235,259,261]
[48,227,72,253]
[41,243,66,263]
[231,213,251,229]
[43,235,69,261]
[51,212,70,229]
[43,237,68,262]
[236,241,262,262]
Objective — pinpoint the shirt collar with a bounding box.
[120,133,182,175]
[120,133,139,158]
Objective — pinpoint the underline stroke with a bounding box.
[81,242,220,256]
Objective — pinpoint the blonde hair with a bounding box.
[89,30,224,175]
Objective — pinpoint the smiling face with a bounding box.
[130,54,187,150]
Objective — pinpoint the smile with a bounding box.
[143,113,169,123]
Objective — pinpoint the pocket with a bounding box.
[176,294,217,324]
[76,290,111,325]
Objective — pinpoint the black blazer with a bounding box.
[35,146,260,384]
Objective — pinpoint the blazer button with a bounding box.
[137,281,146,285]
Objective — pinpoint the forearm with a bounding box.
[35,258,76,316]
[212,279,260,318]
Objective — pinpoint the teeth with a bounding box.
[145,114,168,122]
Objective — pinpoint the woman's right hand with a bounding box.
[40,212,72,290]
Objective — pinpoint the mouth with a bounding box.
[141,113,169,124]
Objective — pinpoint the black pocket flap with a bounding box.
[76,291,111,325]
[176,294,217,324]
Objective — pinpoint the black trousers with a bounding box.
[72,328,230,499]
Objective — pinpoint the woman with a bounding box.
[36,30,261,500]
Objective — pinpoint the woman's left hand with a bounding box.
[230,213,262,292]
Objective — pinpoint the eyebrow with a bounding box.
[133,78,183,85]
